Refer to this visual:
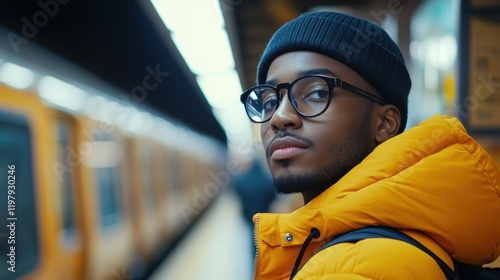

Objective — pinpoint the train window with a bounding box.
[54,119,78,245]
[0,111,39,279]
[141,144,155,210]
[95,167,121,225]
[82,132,123,227]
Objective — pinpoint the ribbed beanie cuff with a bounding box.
[256,12,411,133]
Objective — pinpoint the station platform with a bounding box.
[148,190,254,280]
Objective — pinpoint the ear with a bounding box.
[373,105,401,144]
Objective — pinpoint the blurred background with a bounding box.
[0,0,499,279]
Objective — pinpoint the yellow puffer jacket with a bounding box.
[253,115,500,280]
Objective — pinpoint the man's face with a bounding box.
[260,51,379,202]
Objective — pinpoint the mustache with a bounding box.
[266,132,314,157]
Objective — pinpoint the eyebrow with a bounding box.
[264,68,339,85]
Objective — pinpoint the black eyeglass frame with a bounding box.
[240,75,386,123]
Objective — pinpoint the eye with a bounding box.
[262,94,278,112]
[303,85,330,101]
[306,89,329,99]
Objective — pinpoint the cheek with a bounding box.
[307,125,339,162]
[260,123,272,147]
[323,99,373,130]
[309,107,371,153]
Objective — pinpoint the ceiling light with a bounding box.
[38,76,88,111]
[0,62,36,90]
[197,70,242,108]
[171,29,234,75]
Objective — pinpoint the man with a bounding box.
[239,12,500,279]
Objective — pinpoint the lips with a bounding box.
[268,136,310,160]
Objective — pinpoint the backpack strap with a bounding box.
[321,227,458,280]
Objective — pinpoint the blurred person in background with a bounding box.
[232,154,276,274]
[239,11,500,279]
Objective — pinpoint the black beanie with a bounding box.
[256,11,411,133]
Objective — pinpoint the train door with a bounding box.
[151,142,169,244]
[128,138,162,264]
[79,119,134,280]
[51,112,85,279]
[163,147,183,239]
[0,107,40,280]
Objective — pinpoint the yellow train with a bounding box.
[0,51,226,280]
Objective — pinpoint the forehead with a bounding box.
[266,51,367,87]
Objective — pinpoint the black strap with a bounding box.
[321,227,458,280]
[290,228,321,279]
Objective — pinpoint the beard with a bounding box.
[272,125,374,195]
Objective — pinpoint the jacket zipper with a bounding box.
[253,214,261,279]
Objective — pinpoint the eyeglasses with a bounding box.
[240,75,386,123]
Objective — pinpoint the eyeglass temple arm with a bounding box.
[339,81,386,105]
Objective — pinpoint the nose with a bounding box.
[269,92,302,132]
